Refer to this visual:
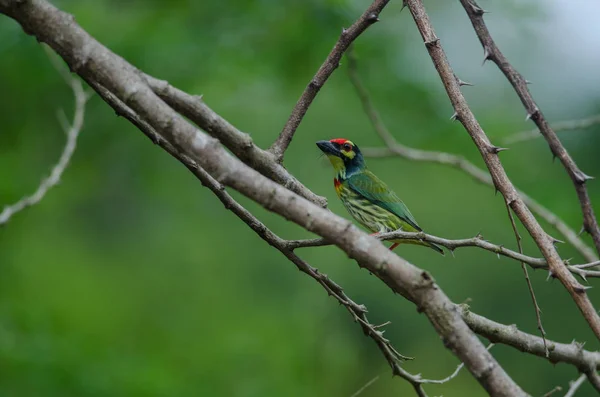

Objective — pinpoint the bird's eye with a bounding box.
[342,143,352,151]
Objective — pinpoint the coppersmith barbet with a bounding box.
[316,138,443,254]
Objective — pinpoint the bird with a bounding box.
[316,138,443,255]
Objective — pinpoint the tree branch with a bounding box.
[268,0,390,163]
[563,374,586,397]
[461,306,600,394]
[288,230,600,280]
[0,54,89,226]
[504,115,600,145]
[142,75,327,208]
[404,0,600,341]
[459,0,600,258]
[0,1,528,394]
[346,49,597,263]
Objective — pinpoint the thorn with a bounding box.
[367,12,380,23]
[548,234,564,245]
[575,170,595,184]
[455,74,474,87]
[470,2,487,15]
[425,38,440,48]
[450,112,459,121]
[579,225,586,236]
[450,249,455,258]
[580,272,588,283]
[482,47,492,65]
[525,107,539,121]
[400,0,407,12]
[546,270,555,281]
[489,145,509,154]
[525,80,532,85]
[564,258,572,265]
[574,284,592,294]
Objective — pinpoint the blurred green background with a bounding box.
[2,0,600,396]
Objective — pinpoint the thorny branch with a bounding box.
[269,0,390,163]
[1,1,529,393]
[404,0,600,342]
[0,52,89,226]
[288,230,600,280]
[3,0,600,395]
[459,0,600,259]
[346,49,597,263]
[461,306,600,394]
[504,115,600,145]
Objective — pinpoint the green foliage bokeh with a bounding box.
[1,0,600,396]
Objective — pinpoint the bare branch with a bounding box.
[459,0,600,258]
[0,56,88,226]
[143,75,327,208]
[563,374,586,397]
[504,115,600,145]
[540,385,562,397]
[289,230,600,280]
[346,49,597,263]
[404,0,600,341]
[268,0,391,163]
[461,306,600,394]
[505,202,549,357]
[1,1,529,394]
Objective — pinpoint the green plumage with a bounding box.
[317,139,443,255]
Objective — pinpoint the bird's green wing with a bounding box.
[347,171,422,231]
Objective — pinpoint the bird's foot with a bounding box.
[389,242,400,251]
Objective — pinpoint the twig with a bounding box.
[504,115,600,145]
[350,375,379,397]
[268,0,391,163]
[405,0,600,341]
[0,51,89,226]
[563,374,586,397]
[460,0,600,259]
[504,201,549,357]
[143,74,327,208]
[540,385,562,397]
[288,230,600,279]
[346,48,597,263]
[417,344,493,385]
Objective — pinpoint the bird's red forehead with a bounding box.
[330,138,348,145]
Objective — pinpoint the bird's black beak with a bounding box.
[316,140,341,157]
